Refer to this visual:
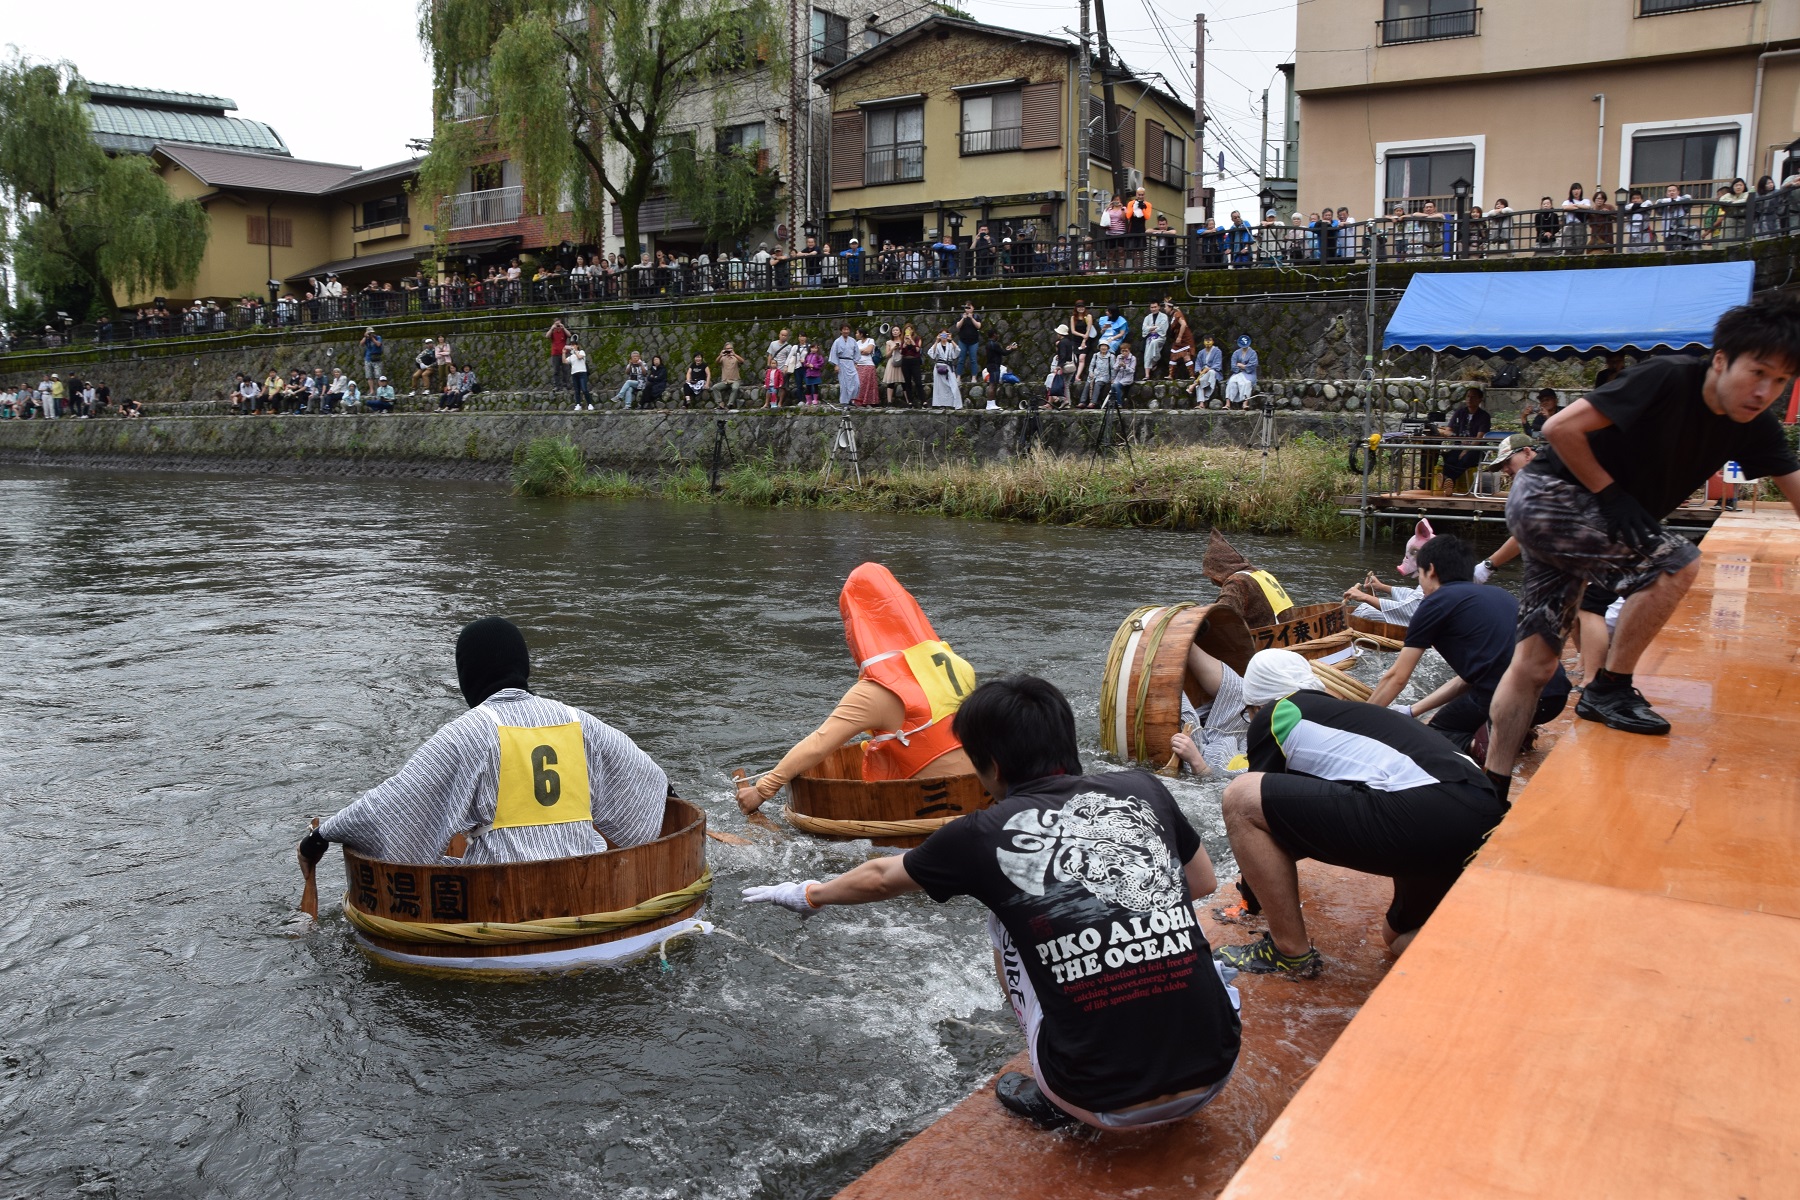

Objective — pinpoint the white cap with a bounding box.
[1242,650,1326,706]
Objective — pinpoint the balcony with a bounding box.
[352,218,411,245]
[450,185,523,229]
[451,86,489,121]
[1638,0,1755,13]
[1377,6,1480,44]
[865,144,924,185]
[961,126,1022,156]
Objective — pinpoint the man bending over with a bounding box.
[1483,295,1800,800]
[745,676,1242,1132]
[1215,650,1505,975]
[1368,534,1571,755]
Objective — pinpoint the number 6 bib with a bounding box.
[489,717,593,830]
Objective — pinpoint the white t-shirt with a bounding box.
[565,349,588,375]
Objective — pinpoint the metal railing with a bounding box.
[864,144,924,185]
[1377,6,1480,44]
[4,187,1796,357]
[960,126,1022,155]
[450,185,523,229]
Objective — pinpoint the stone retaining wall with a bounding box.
[0,407,1371,482]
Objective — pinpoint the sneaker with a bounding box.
[586,404,595,411]
[1215,933,1321,977]
[1575,681,1671,735]
[994,1072,1075,1130]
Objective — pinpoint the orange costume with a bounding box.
[749,563,976,806]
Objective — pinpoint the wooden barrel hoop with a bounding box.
[340,796,709,960]
[1100,601,1255,765]
[787,743,992,848]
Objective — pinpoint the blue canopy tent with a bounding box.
[1382,261,1756,358]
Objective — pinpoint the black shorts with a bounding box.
[1429,686,1571,753]
[1578,584,1619,618]
[1260,774,1506,934]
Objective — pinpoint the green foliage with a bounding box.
[666,147,781,251]
[0,55,208,317]
[512,435,641,497]
[418,0,785,258]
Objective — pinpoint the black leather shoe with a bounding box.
[994,1072,1076,1129]
[1576,683,1671,735]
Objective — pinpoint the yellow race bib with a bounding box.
[491,720,593,830]
[1243,570,1294,619]
[899,640,977,721]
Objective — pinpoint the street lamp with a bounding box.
[1257,187,1277,219]
[1451,176,1470,258]
[945,210,963,238]
[802,218,818,241]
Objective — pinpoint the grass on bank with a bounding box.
[512,434,1359,538]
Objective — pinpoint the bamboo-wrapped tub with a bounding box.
[786,742,992,849]
[340,797,712,973]
[1250,601,1350,658]
[1347,610,1411,642]
[1100,602,1257,766]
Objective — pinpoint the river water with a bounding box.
[0,470,1418,1199]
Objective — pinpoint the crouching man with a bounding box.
[745,675,1242,1132]
[1215,650,1504,976]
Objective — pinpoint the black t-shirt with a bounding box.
[955,316,981,346]
[903,771,1241,1111]
[1528,356,1800,517]
[1405,582,1570,705]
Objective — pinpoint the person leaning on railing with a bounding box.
[1587,189,1617,252]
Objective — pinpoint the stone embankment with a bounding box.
[0,407,1372,482]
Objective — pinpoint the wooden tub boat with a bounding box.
[340,797,712,973]
[787,742,992,849]
[1100,601,1256,766]
[1347,610,1411,642]
[1249,600,1349,658]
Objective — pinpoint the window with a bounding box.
[863,26,884,51]
[246,215,293,247]
[865,105,923,184]
[1163,130,1186,188]
[653,133,695,185]
[1383,147,1474,211]
[960,91,1021,155]
[718,122,765,152]
[359,194,408,228]
[1638,0,1755,13]
[811,9,849,66]
[451,59,491,120]
[1630,128,1739,194]
[468,161,506,192]
[1379,0,1481,44]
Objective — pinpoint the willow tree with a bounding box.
[419,0,784,258]
[0,56,209,320]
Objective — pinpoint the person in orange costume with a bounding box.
[738,563,977,813]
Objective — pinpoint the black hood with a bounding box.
[455,617,531,708]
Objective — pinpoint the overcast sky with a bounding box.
[4,0,1293,215]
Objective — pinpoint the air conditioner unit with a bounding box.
[1125,167,1143,192]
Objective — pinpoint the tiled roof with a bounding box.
[90,102,289,156]
[325,158,425,194]
[154,143,360,194]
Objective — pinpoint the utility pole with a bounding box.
[1077,0,1092,231]
[1194,14,1206,224]
[1093,0,1127,201]
[1257,87,1269,210]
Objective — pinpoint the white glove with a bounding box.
[741,880,821,917]
[1388,700,1416,718]
[1473,559,1494,585]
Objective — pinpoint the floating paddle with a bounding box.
[297,818,322,919]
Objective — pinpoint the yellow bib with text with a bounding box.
[1242,570,1294,619]
[492,721,593,830]
[900,640,978,722]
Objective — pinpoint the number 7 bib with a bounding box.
[491,720,593,830]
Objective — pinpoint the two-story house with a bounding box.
[1296,0,1800,216]
[815,16,1193,249]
